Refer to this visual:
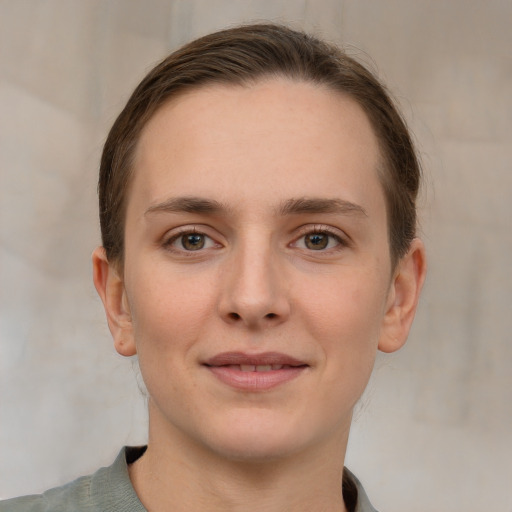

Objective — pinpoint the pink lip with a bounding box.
[205,351,307,367]
[203,352,308,391]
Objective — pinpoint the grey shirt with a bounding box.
[0,446,378,511]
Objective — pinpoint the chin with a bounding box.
[208,435,302,463]
[200,410,319,463]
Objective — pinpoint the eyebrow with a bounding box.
[144,195,367,218]
[278,197,367,217]
[145,196,229,216]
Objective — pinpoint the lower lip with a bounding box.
[206,366,307,391]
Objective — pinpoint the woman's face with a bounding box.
[115,78,403,460]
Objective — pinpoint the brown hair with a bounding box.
[99,23,420,268]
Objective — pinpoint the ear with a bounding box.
[378,238,427,353]
[92,247,137,357]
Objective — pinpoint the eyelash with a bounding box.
[162,224,349,255]
[292,225,348,252]
[162,227,219,255]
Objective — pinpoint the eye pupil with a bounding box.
[182,234,205,250]
[305,233,328,250]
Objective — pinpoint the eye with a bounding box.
[165,230,218,252]
[292,227,345,252]
[304,233,331,250]
[181,233,207,251]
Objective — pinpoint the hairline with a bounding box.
[109,74,409,273]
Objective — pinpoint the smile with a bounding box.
[203,352,308,391]
[226,364,295,372]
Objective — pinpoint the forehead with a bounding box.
[130,78,383,213]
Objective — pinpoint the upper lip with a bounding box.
[204,352,308,367]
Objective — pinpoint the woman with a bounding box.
[1,23,426,512]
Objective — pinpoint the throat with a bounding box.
[128,442,348,512]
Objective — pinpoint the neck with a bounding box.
[129,404,350,512]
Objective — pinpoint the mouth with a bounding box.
[203,352,309,391]
[219,364,299,372]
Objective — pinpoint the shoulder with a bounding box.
[0,447,147,512]
[0,474,94,512]
[343,467,380,512]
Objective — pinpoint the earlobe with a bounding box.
[378,238,427,353]
[92,247,137,357]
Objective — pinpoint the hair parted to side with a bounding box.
[99,23,420,269]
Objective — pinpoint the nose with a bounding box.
[218,239,291,329]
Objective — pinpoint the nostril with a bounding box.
[228,312,241,320]
[265,313,277,319]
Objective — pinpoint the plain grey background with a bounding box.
[1,1,511,510]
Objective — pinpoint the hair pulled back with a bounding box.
[99,23,420,268]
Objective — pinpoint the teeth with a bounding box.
[236,364,283,372]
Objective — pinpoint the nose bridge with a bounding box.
[220,230,289,327]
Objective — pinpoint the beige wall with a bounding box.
[1,1,511,510]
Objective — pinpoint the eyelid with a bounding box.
[162,225,223,254]
[291,224,350,251]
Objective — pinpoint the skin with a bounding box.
[93,78,426,511]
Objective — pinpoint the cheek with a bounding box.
[297,269,388,378]
[301,268,387,335]
[126,265,217,356]
[125,268,217,405]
